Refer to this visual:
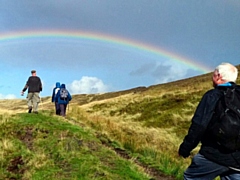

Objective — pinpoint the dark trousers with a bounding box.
[184,153,240,179]
[55,102,60,115]
[59,104,67,117]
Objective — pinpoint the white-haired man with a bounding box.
[179,62,240,179]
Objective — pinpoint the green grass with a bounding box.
[0,112,150,180]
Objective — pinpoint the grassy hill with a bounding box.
[0,65,239,180]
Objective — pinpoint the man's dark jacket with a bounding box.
[22,76,42,93]
[179,83,240,168]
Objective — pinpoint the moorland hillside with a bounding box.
[0,64,239,179]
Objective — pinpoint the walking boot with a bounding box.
[28,106,32,113]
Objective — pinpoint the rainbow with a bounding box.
[0,30,212,73]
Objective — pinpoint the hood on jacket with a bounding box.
[60,84,66,88]
[56,82,61,88]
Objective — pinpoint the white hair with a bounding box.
[215,62,238,82]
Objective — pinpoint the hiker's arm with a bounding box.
[55,91,59,102]
[178,122,203,158]
[179,91,217,158]
[68,93,72,101]
[39,79,42,91]
[51,89,55,102]
[22,84,28,93]
[22,78,30,93]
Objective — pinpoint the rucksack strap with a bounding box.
[224,88,240,117]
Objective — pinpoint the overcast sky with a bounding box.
[0,0,239,99]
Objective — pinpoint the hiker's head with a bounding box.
[56,82,61,88]
[31,70,36,76]
[61,84,66,88]
[212,63,238,87]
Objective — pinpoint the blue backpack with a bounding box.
[60,88,69,100]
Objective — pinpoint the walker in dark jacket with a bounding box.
[178,62,240,179]
[179,84,240,168]
[21,70,42,113]
[55,84,72,117]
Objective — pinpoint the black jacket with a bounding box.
[179,83,240,168]
[22,76,42,93]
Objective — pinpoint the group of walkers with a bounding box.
[21,70,72,117]
[51,82,72,117]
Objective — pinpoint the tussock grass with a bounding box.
[68,105,188,179]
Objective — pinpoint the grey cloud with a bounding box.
[129,62,172,78]
[151,64,171,78]
[185,68,205,78]
[129,62,181,84]
[129,63,156,76]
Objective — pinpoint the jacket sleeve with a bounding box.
[178,90,219,158]
[55,91,59,102]
[51,88,55,102]
[68,92,72,101]
[22,78,30,92]
[39,78,42,91]
[22,84,28,92]
[179,122,203,158]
